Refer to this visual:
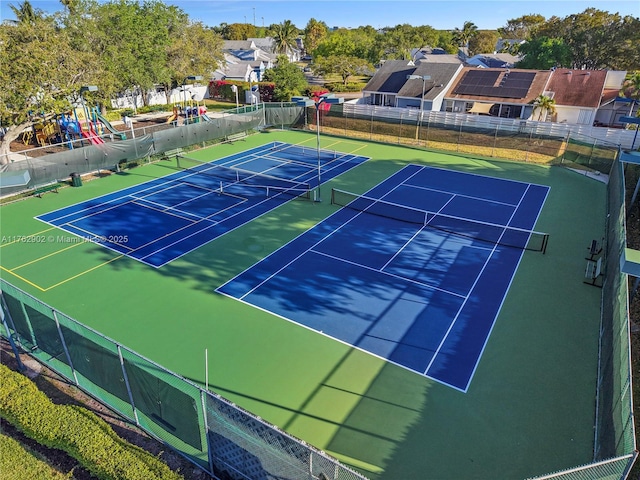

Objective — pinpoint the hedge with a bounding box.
[0,364,183,480]
[0,431,70,480]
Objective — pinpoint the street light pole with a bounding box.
[406,74,430,140]
[294,93,344,202]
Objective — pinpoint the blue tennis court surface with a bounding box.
[36,143,368,267]
[217,165,550,391]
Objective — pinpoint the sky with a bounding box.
[1,0,639,30]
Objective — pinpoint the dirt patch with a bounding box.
[0,339,212,480]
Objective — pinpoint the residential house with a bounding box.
[247,36,303,63]
[495,38,525,54]
[544,68,632,126]
[465,53,519,69]
[362,60,463,111]
[443,67,552,118]
[410,47,463,65]
[216,40,275,82]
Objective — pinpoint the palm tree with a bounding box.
[271,20,299,57]
[532,94,557,122]
[452,21,478,50]
[620,71,640,116]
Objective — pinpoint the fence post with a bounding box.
[51,310,80,387]
[0,294,25,372]
[117,344,140,427]
[370,108,374,141]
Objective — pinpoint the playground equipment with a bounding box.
[166,106,179,124]
[92,108,126,140]
[74,107,104,145]
[21,113,62,147]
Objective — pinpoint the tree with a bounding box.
[269,20,299,56]
[222,23,256,40]
[532,94,557,122]
[535,8,640,70]
[498,14,546,40]
[452,21,478,50]
[378,24,420,60]
[165,21,224,101]
[620,72,640,117]
[304,18,328,54]
[262,55,308,101]
[0,15,91,163]
[516,36,572,69]
[468,30,499,56]
[7,0,42,24]
[90,0,186,106]
[314,27,378,64]
[312,55,373,85]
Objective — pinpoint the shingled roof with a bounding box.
[545,68,608,108]
[444,66,552,105]
[364,60,462,100]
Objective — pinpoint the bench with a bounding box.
[586,238,603,260]
[33,183,61,198]
[161,148,183,160]
[584,256,603,287]
[226,131,247,143]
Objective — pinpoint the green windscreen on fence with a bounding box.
[0,278,369,479]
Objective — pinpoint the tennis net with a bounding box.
[268,142,338,166]
[176,155,311,199]
[331,188,549,253]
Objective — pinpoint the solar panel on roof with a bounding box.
[453,69,535,98]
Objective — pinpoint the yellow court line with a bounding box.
[12,242,84,271]
[43,254,125,291]
[324,140,369,155]
[0,226,58,248]
[0,265,46,292]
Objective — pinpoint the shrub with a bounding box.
[324,82,366,93]
[0,431,69,480]
[0,364,183,480]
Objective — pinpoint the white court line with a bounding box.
[309,249,466,299]
[131,199,201,223]
[402,182,520,208]
[422,183,534,381]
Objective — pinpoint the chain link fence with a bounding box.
[295,104,621,173]
[1,103,636,479]
[0,279,369,480]
[0,107,271,197]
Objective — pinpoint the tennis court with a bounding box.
[218,164,549,391]
[0,130,606,479]
[36,142,368,267]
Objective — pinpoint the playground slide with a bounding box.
[81,130,105,145]
[96,113,126,140]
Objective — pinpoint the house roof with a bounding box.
[223,63,253,80]
[495,38,525,53]
[419,54,462,64]
[364,60,461,100]
[222,40,256,51]
[545,68,607,108]
[247,37,275,52]
[444,66,551,105]
[466,53,519,69]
